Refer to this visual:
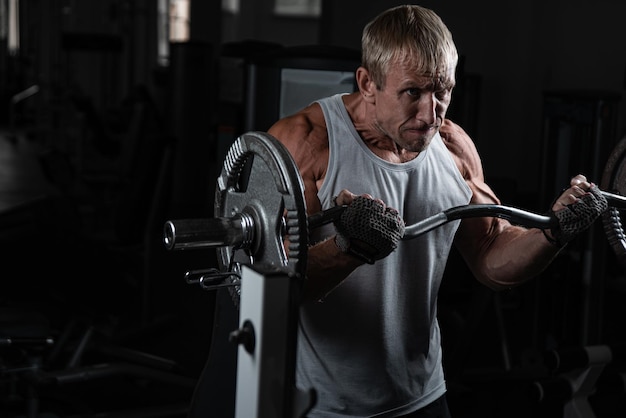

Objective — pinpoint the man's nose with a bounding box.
[415,93,437,125]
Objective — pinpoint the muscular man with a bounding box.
[267,5,607,417]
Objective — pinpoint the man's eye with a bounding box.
[406,88,420,97]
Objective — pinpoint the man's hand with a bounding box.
[545,175,608,247]
[333,191,405,264]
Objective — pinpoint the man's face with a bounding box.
[371,59,455,153]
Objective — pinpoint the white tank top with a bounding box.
[297,94,472,417]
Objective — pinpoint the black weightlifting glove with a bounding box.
[334,196,405,264]
[549,184,608,247]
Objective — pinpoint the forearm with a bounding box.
[467,226,563,290]
[301,236,363,302]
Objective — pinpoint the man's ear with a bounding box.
[356,67,376,103]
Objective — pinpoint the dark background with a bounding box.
[1,0,626,417]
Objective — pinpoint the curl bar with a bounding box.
[164,191,626,251]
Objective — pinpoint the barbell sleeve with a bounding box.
[164,213,255,250]
[166,205,347,251]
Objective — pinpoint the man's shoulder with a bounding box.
[439,118,477,152]
[268,103,328,148]
[439,118,481,179]
[267,103,330,189]
[439,118,470,141]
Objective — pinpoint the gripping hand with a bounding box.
[334,196,405,264]
[550,184,608,246]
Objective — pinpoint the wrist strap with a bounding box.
[334,235,375,264]
[542,228,564,248]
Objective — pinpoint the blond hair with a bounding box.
[361,5,458,88]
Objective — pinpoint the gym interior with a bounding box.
[1,1,626,417]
